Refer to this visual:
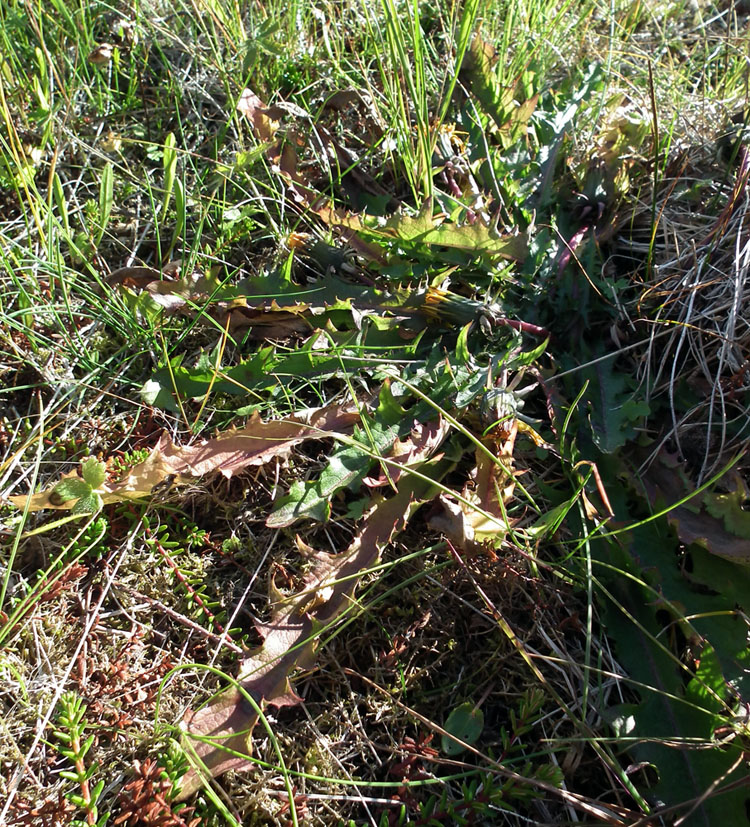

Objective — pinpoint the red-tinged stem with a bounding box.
[68,729,94,825]
[496,317,549,338]
[144,526,228,637]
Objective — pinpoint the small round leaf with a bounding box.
[441,702,484,756]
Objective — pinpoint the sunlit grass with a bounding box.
[2,0,750,824]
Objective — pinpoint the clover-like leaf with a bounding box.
[81,457,106,489]
[52,478,91,504]
[71,491,103,516]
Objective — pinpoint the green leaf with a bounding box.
[266,479,331,527]
[161,132,177,218]
[703,487,750,538]
[267,418,399,528]
[459,34,538,146]
[685,643,726,715]
[71,492,103,515]
[375,379,408,422]
[52,478,91,503]
[592,473,750,824]
[81,457,106,489]
[510,337,549,368]
[456,322,472,364]
[344,497,369,520]
[170,176,186,254]
[580,355,646,453]
[60,770,81,781]
[442,702,484,756]
[140,378,170,408]
[598,575,747,826]
[141,324,415,412]
[53,171,70,235]
[454,366,491,409]
[96,162,113,243]
[527,498,576,540]
[268,383,409,528]
[375,200,527,260]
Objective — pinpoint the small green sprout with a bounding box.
[51,458,107,515]
[53,691,108,826]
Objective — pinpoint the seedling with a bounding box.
[50,458,106,515]
[52,692,107,827]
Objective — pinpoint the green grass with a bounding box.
[2,0,750,825]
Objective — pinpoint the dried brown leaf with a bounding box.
[88,43,114,65]
[108,265,316,336]
[363,424,446,488]
[236,89,280,143]
[8,403,360,512]
[639,449,750,563]
[177,419,451,798]
[323,89,365,112]
[429,426,516,551]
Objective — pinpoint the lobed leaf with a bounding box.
[638,450,750,563]
[177,419,453,798]
[8,403,361,512]
[52,477,91,503]
[81,458,106,489]
[594,474,750,824]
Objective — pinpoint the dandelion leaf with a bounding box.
[9,403,360,512]
[600,576,749,827]
[594,480,750,825]
[581,355,647,454]
[639,450,750,563]
[459,34,538,145]
[177,420,452,798]
[267,419,399,527]
[378,200,527,260]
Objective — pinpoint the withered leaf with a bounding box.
[236,89,280,143]
[88,43,114,65]
[319,199,527,262]
[429,425,516,551]
[638,449,750,564]
[111,267,317,337]
[362,422,445,488]
[8,403,361,512]
[177,419,451,798]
